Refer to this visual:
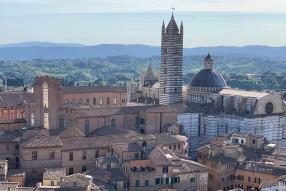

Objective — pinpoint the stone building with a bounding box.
[18,127,190,182]
[159,13,183,105]
[0,92,33,131]
[33,76,128,129]
[197,133,286,191]
[188,53,227,103]
[177,54,286,159]
[60,103,184,135]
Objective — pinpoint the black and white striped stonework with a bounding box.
[159,14,183,105]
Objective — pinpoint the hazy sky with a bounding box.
[1,0,286,47]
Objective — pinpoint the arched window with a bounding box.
[43,81,49,108]
[142,141,147,147]
[44,113,49,129]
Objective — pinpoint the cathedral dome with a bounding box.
[190,53,227,88]
[190,69,227,88]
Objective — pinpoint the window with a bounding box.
[93,98,96,105]
[6,145,9,150]
[164,47,167,54]
[237,175,244,181]
[155,178,161,185]
[248,176,251,182]
[252,139,256,144]
[190,177,196,183]
[95,150,99,158]
[51,181,54,186]
[162,166,168,173]
[32,151,37,160]
[173,145,176,150]
[84,120,90,136]
[49,151,55,159]
[68,167,73,175]
[174,68,178,75]
[82,151,86,160]
[113,98,117,105]
[173,176,180,184]
[164,67,167,74]
[255,177,261,184]
[100,98,103,105]
[140,118,145,125]
[113,182,117,190]
[43,81,49,108]
[178,144,181,149]
[59,119,64,129]
[31,113,35,126]
[86,98,89,104]
[134,153,139,159]
[82,165,86,172]
[144,180,149,186]
[174,87,177,93]
[135,180,140,187]
[166,177,170,184]
[44,113,49,129]
[107,97,110,105]
[69,152,73,161]
[111,119,116,128]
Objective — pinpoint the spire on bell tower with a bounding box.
[180,21,183,34]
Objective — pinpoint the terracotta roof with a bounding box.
[0,182,19,190]
[7,169,25,177]
[0,92,33,107]
[208,155,236,164]
[219,88,269,98]
[155,134,187,145]
[66,103,185,117]
[172,157,208,173]
[60,173,92,187]
[91,127,136,137]
[112,143,142,153]
[61,135,128,151]
[86,168,127,183]
[149,146,175,166]
[259,179,277,189]
[61,86,126,94]
[58,127,85,139]
[43,168,66,180]
[22,136,62,148]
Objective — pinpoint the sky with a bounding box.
[1,0,286,47]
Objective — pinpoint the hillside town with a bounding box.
[0,13,286,191]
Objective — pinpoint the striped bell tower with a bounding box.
[159,13,183,105]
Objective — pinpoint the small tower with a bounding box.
[159,12,183,105]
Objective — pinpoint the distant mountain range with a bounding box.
[0,42,286,60]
